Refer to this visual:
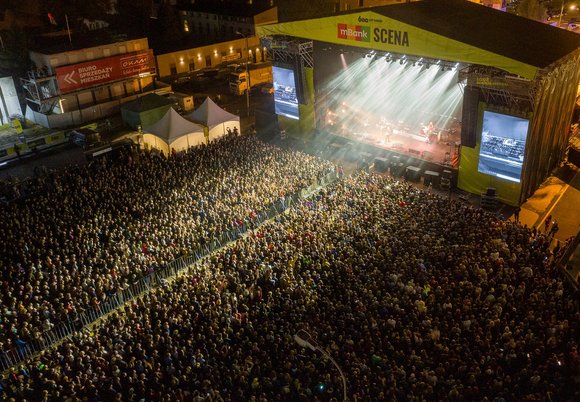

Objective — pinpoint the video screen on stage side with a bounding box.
[273,66,299,120]
[477,111,529,183]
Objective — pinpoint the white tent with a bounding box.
[143,108,206,155]
[185,97,240,142]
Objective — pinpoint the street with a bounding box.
[171,71,275,132]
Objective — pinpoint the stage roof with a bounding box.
[256,0,580,79]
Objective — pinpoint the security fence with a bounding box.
[0,170,338,373]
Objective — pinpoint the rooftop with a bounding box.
[177,2,275,18]
[29,30,144,55]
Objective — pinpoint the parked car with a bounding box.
[174,75,191,84]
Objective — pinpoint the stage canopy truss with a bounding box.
[458,65,535,112]
[266,37,314,68]
[257,0,580,203]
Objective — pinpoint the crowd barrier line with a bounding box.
[0,170,338,374]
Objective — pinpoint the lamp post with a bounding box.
[293,329,348,401]
[558,1,577,28]
[236,31,250,117]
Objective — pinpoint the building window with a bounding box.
[189,61,195,71]
[170,63,177,75]
[184,20,189,32]
[205,55,211,67]
[359,0,364,7]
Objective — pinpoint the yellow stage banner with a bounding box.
[257,11,538,79]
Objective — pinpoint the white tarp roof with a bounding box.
[144,108,204,143]
[185,97,240,129]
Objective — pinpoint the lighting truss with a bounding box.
[458,65,535,111]
[265,36,314,68]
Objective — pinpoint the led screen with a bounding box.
[477,111,529,183]
[273,66,299,120]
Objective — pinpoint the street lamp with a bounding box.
[558,1,577,28]
[293,329,348,401]
[236,31,250,117]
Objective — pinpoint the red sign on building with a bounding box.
[56,50,155,93]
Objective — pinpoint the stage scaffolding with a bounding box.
[458,65,536,113]
[20,71,61,114]
[263,36,314,68]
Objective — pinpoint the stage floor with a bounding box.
[330,128,461,165]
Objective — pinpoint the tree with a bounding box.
[275,0,335,21]
[111,0,155,38]
[0,29,32,79]
[154,0,183,44]
[508,0,548,22]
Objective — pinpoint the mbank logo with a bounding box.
[337,23,370,42]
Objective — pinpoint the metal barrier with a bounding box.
[0,170,338,373]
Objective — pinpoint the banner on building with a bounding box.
[56,50,156,93]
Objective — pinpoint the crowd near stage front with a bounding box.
[313,45,465,168]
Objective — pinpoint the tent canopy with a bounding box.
[144,108,204,143]
[121,93,174,129]
[257,0,580,79]
[185,97,240,129]
[122,93,174,112]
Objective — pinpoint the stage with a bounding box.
[323,106,461,166]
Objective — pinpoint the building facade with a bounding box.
[156,36,266,79]
[22,38,161,129]
[177,5,277,39]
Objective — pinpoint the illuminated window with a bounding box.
[184,20,189,32]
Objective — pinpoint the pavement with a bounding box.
[513,164,580,285]
[514,165,579,243]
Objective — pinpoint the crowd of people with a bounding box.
[1,169,577,401]
[0,134,334,355]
